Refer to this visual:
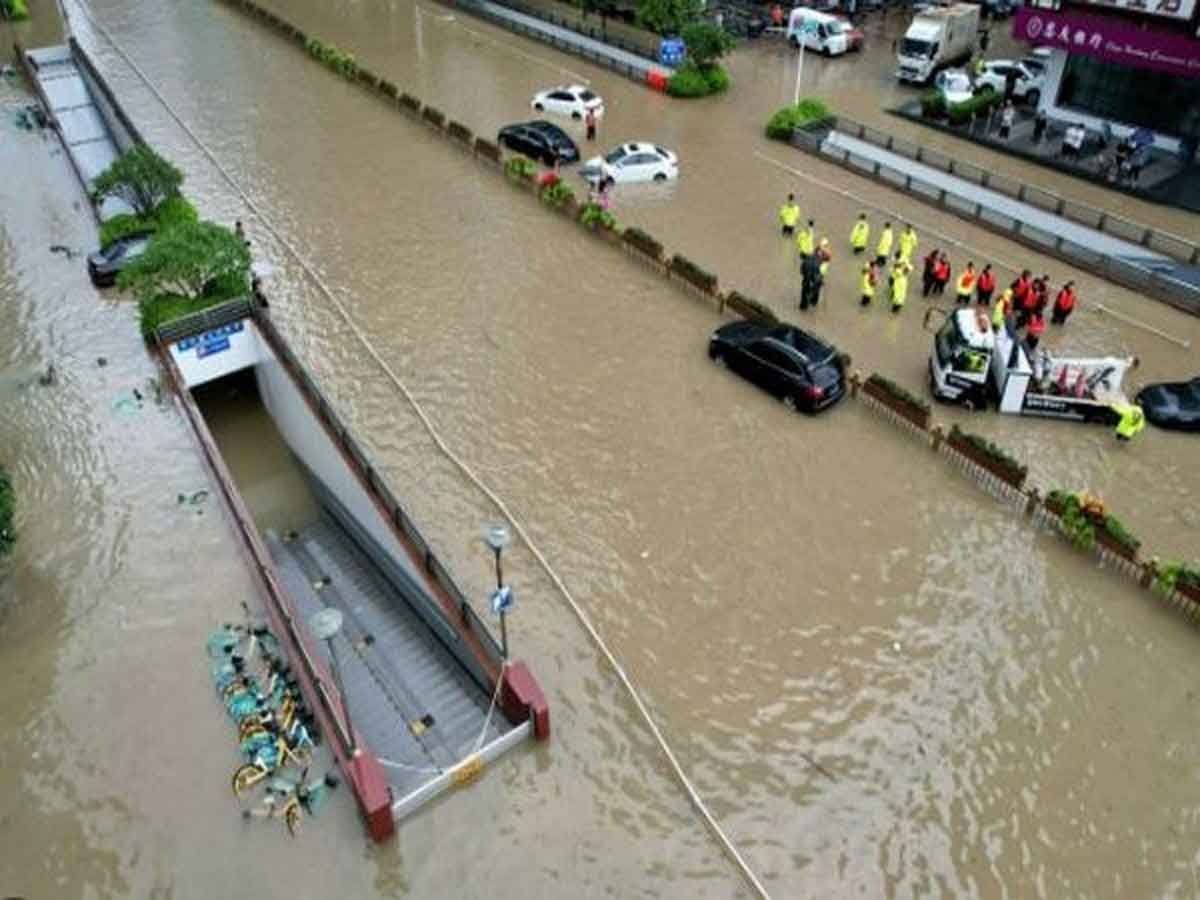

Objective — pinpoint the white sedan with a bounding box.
[934,69,974,106]
[974,60,1045,105]
[581,142,679,184]
[530,84,604,120]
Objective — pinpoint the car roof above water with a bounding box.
[768,325,835,363]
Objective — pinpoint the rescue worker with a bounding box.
[1113,403,1146,442]
[850,213,870,255]
[779,193,800,237]
[955,262,977,306]
[875,221,893,268]
[975,263,995,307]
[796,219,815,260]
[921,248,940,297]
[932,252,951,296]
[1052,281,1077,325]
[991,287,1013,330]
[813,238,832,308]
[1011,270,1033,327]
[800,251,822,310]
[1025,310,1046,352]
[860,261,877,307]
[890,261,910,313]
[898,224,918,265]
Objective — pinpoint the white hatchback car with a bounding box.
[582,142,679,184]
[974,60,1044,105]
[531,84,604,120]
[934,69,975,106]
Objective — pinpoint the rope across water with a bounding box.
[72,5,770,896]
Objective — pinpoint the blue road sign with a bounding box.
[490,585,515,615]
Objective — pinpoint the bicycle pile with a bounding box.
[206,615,338,836]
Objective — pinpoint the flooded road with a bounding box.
[3,0,1199,896]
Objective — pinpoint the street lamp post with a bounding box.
[308,607,358,756]
[484,524,514,661]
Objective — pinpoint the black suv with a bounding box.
[708,321,847,413]
[87,232,153,287]
[497,120,580,165]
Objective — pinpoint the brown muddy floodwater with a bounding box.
[3,0,1199,897]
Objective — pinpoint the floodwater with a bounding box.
[1,0,1198,898]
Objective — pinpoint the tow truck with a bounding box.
[928,308,1137,425]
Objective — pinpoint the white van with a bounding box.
[787,9,854,56]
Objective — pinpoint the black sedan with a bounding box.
[87,232,152,287]
[497,120,580,166]
[1136,376,1200,432]
[708,321,846,413]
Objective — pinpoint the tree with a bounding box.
[92,144,184,217]
[118,220,251,304]
[635,0,703,36]
[681,21,735,69]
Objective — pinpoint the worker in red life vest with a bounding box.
[1010,270,1032,325]
[1032,274,1050,315]
[933,252,951,296]
[1025,310,1046,352]
[921,248,940,297]
[955,262,977,306]
[975,263,995,307]
[1052,281,1077,325]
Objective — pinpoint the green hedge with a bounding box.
[865,373,930,415]
[99,195,198,249]
[504,156,537,181]
[1046,490,1140,555]
[669,255,717,293]
[1156,561,1200,595]
[305,37,358,78]
[666,63,731,98]
[920,90,946,119]
[765,99,832,141]
[948,425,1027,482]
[947,92,1000,126]
[623,227,663,260]
[540,179,575,209]
[579,201,616,231]
[724,291,778,325]
[0,464,14,558]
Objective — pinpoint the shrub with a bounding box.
[579,201,617,231]
[379,80,399,98]
[1,0,30,21]
[422,106,446,128]
[1156,561,1200,595]
[920,90,946,119]
[119,220,251,309]
[947,425,1027,482]
[865,373,930,414]
[1047,490,1096,550]
[725,291,778,325]
[0,463,14,557]
[947,92,1000,126]
[666,61,730,98]
[475,137,502,162]
[504,156,537,181]
[669,254,717,293]
[540,180,576,208]
[447,121,473,144]
[1101,513,1140,555]
[680,21,735,69]
[635,0,703,35]
[92,144,184,217]
[623,227,663,260]
[98,196,197,249]
[305,37,358,78]
[765,99,832,141]
[399,93,421,113]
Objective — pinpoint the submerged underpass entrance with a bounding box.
[162,299,549,835]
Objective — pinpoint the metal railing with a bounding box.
[803,122,1200,316]
[833,116,1200,267]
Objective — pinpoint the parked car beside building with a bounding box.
[87,233,152,287]
[974,59,1045,105]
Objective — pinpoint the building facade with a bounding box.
[1012,0,1200,152]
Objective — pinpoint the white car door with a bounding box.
[619,153,658,182]
[549,90,575,115]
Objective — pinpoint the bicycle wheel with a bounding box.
[232,763,265,796]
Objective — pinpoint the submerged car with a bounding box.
[87,232,152,287]
[496,120,580,165]
[580,142,678,184]
[1136,376,1200,432]
[531,84,604,120]
[934,69,975,106]
[708,321,846,413]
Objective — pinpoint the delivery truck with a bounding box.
[928,308,1136,426]
[896,3,980,84]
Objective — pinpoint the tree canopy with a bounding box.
[681,21,736,69]
[118,220,251,304]
[635,0,703,36]
[92,144,184,217]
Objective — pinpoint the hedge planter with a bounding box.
[1096,529,1139,561]
[668,255,718,295]
[946,425,1027,489]
[1044,491,1141,559]
[1179,581,1200,604]
[622,227,663,262]
[862,374,931,430]
[379,80,398,98]
[422,106,446,129]
[474,137,502,163]
[399,93,421,114]
[724,291,778,326]
[357,69,380,89]
[447,121,473,144]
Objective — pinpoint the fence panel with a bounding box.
[1100,214,1147,244]
[1018,222,1058,248]
[1021,185,1060,213]
[1059,199,1103,229]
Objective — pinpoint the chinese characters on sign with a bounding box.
[1015,7,1200,79]
[1074,0,1196,22]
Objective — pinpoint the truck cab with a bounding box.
[930,308,994,409]
[896,3,979,83]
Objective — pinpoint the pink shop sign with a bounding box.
[1014,7,1200,79]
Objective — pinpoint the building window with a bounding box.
[1057,55,1200,138]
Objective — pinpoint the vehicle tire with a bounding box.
[783,394,799,412]
[653,172,667,182]
[978,83,995,95]
[789,36,800,48]
[1025,89,1040,107]
[571,111,581,120]
[534,102,544,111]
[232,764,263,796]
[711,352,726,368]
[285,800,302,837]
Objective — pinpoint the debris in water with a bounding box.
[799,751,836,781]
[96,357,108,367]
[49,244,80,259]
[176,490,209,506]
[37,364,55,387]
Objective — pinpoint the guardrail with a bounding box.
[486,0,660,59]
[840,117,1200,268]
[798,117,1200,317]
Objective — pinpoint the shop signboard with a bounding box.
[1071,0,1195,22]
[1015,7,1200,78]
